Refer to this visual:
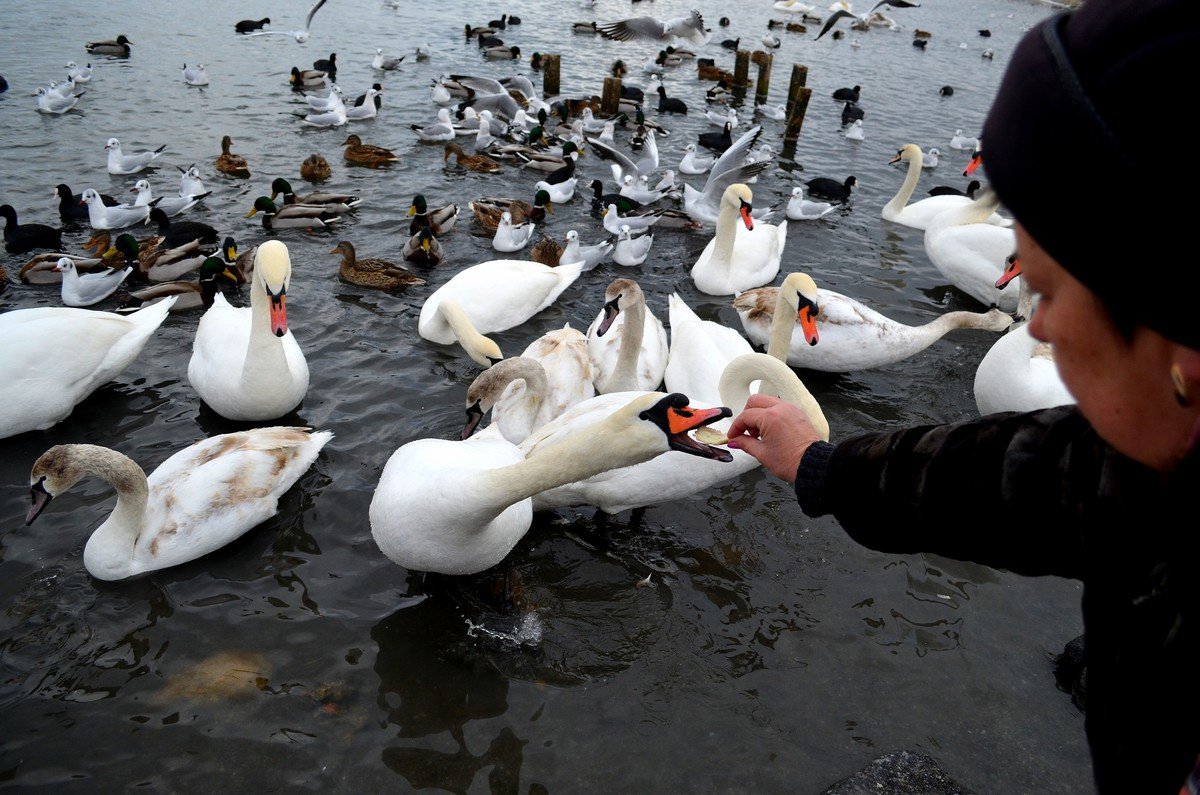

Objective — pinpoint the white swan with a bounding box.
[0,298,176,439]
[418,259,585,357]
[924,190,1019,311]
[464,327,597,443]
[613,225,654,266]
[733,272,1013,371]
[691,184,788,296]
[492,211,535,252]
[521,353,827,514]
[586,278,668,393]
[188,240,310,421]
[974,257,1074,414]
[370,393,731,575]
[664,293,753,406]
[25,427,331,581]
[55,258,131,306]
[881,144,1008,231]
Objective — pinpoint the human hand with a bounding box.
[726,394,823,483]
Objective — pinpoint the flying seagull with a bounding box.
[244,0,329,43]
[595,10,708,47]
[816,0,920,39]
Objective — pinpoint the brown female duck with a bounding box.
[300,154,331,182]
[216,135,251,177]
[343,135,398,167]
[443,142,501,173]
[330,241,425,291]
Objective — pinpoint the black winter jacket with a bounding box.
[794,405,1200,794]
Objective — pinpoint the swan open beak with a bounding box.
[739,199,754,230]
[665,402,734,461]
[995,254,1021,289]
[888,150,903,165]
[267,286,288,336]
[26,480,52,526]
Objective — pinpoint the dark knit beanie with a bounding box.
[983,0,1198,348]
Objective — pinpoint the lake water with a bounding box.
[0,0,1090,791]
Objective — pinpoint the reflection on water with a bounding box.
[0,0,1092,790]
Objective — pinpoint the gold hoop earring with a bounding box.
[1171,363,1191,407]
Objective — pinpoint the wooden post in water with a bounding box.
[786,64,808,116]
[733,50,751,89]
[755,53,773,105]
[784,86,812,143]
[542,54,561,97]
[601,77,622,116]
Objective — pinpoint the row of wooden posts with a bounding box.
[538,53,815,144]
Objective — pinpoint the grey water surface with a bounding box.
[0,0,1088,791]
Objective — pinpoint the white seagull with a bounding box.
[595,10,709,46]
[105,138,166,175]
[54,258,132,307]
[182,63,209,86]
[243,0,329,42]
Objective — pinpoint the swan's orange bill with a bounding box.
[964,151,983,176]
[996,255,1021,289]
[799,304,819,346]
[739,202,754,230]
[270,294,288,336]
[667,404,730,436]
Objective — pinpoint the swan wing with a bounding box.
[134,428,330,571]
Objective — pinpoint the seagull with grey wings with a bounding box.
[816,0,920,39]
[595,10,708,47]
[244,0,329,42]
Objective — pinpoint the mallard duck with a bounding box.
[468,189,552,232]
[111,231,232,283]
[216,135,251,177]
[402,228,445,266]
[407,195,458,236]
[85,34,132,56]
[269,177,360,212]
[443,142,501,173]
[530,235,564,266]
[247,197,342,230]
[289,66,327,87]
[330,241,425,291]
[300,154,331,182]
[342,134,398,167]
[118,256,240,313]
[517,140,581,176]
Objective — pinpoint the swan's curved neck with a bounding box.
[713,201,739,265]
[496,360,551,440]
[440,299,497,363]
[766,290,797,361]
[883,153,922,214]
[719,355,830,440]
[610,297,647,391]
[478,412,654,513]
[246,273,289,378]
[72,445,149,573]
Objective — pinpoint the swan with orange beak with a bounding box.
[187,239,311,420]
